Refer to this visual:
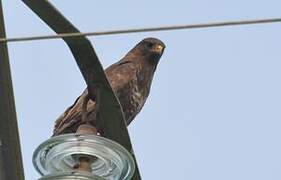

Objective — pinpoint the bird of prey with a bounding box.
[53,37,165,136]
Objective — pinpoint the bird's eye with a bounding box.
[147,42,154,48]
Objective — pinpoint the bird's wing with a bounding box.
[53,59,136,136]
[53,89,96,135]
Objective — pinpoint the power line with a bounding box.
[0,17,281,43]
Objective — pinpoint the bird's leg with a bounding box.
[80,89,99,131]
[89,84,101,118]
[93,85,104,135]
[78,93,98,134]
[81,93,90,124]
[87,83,103,135]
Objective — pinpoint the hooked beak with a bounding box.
[152,44,165,54]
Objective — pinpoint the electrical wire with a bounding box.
[0,17,281,43]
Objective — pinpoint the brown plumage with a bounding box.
[53,37,165,136]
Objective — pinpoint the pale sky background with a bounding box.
[2,1,281,179]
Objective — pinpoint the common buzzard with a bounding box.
[53,37,165,136]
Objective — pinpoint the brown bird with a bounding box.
[53,37,165,136]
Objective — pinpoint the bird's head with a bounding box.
[131,37,166,64]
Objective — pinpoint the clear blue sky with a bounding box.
[3,1,281,179]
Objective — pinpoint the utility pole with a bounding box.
[0,1,25,180]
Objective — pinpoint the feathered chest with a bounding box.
[129,78,146,112]
[113,63,155,124]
